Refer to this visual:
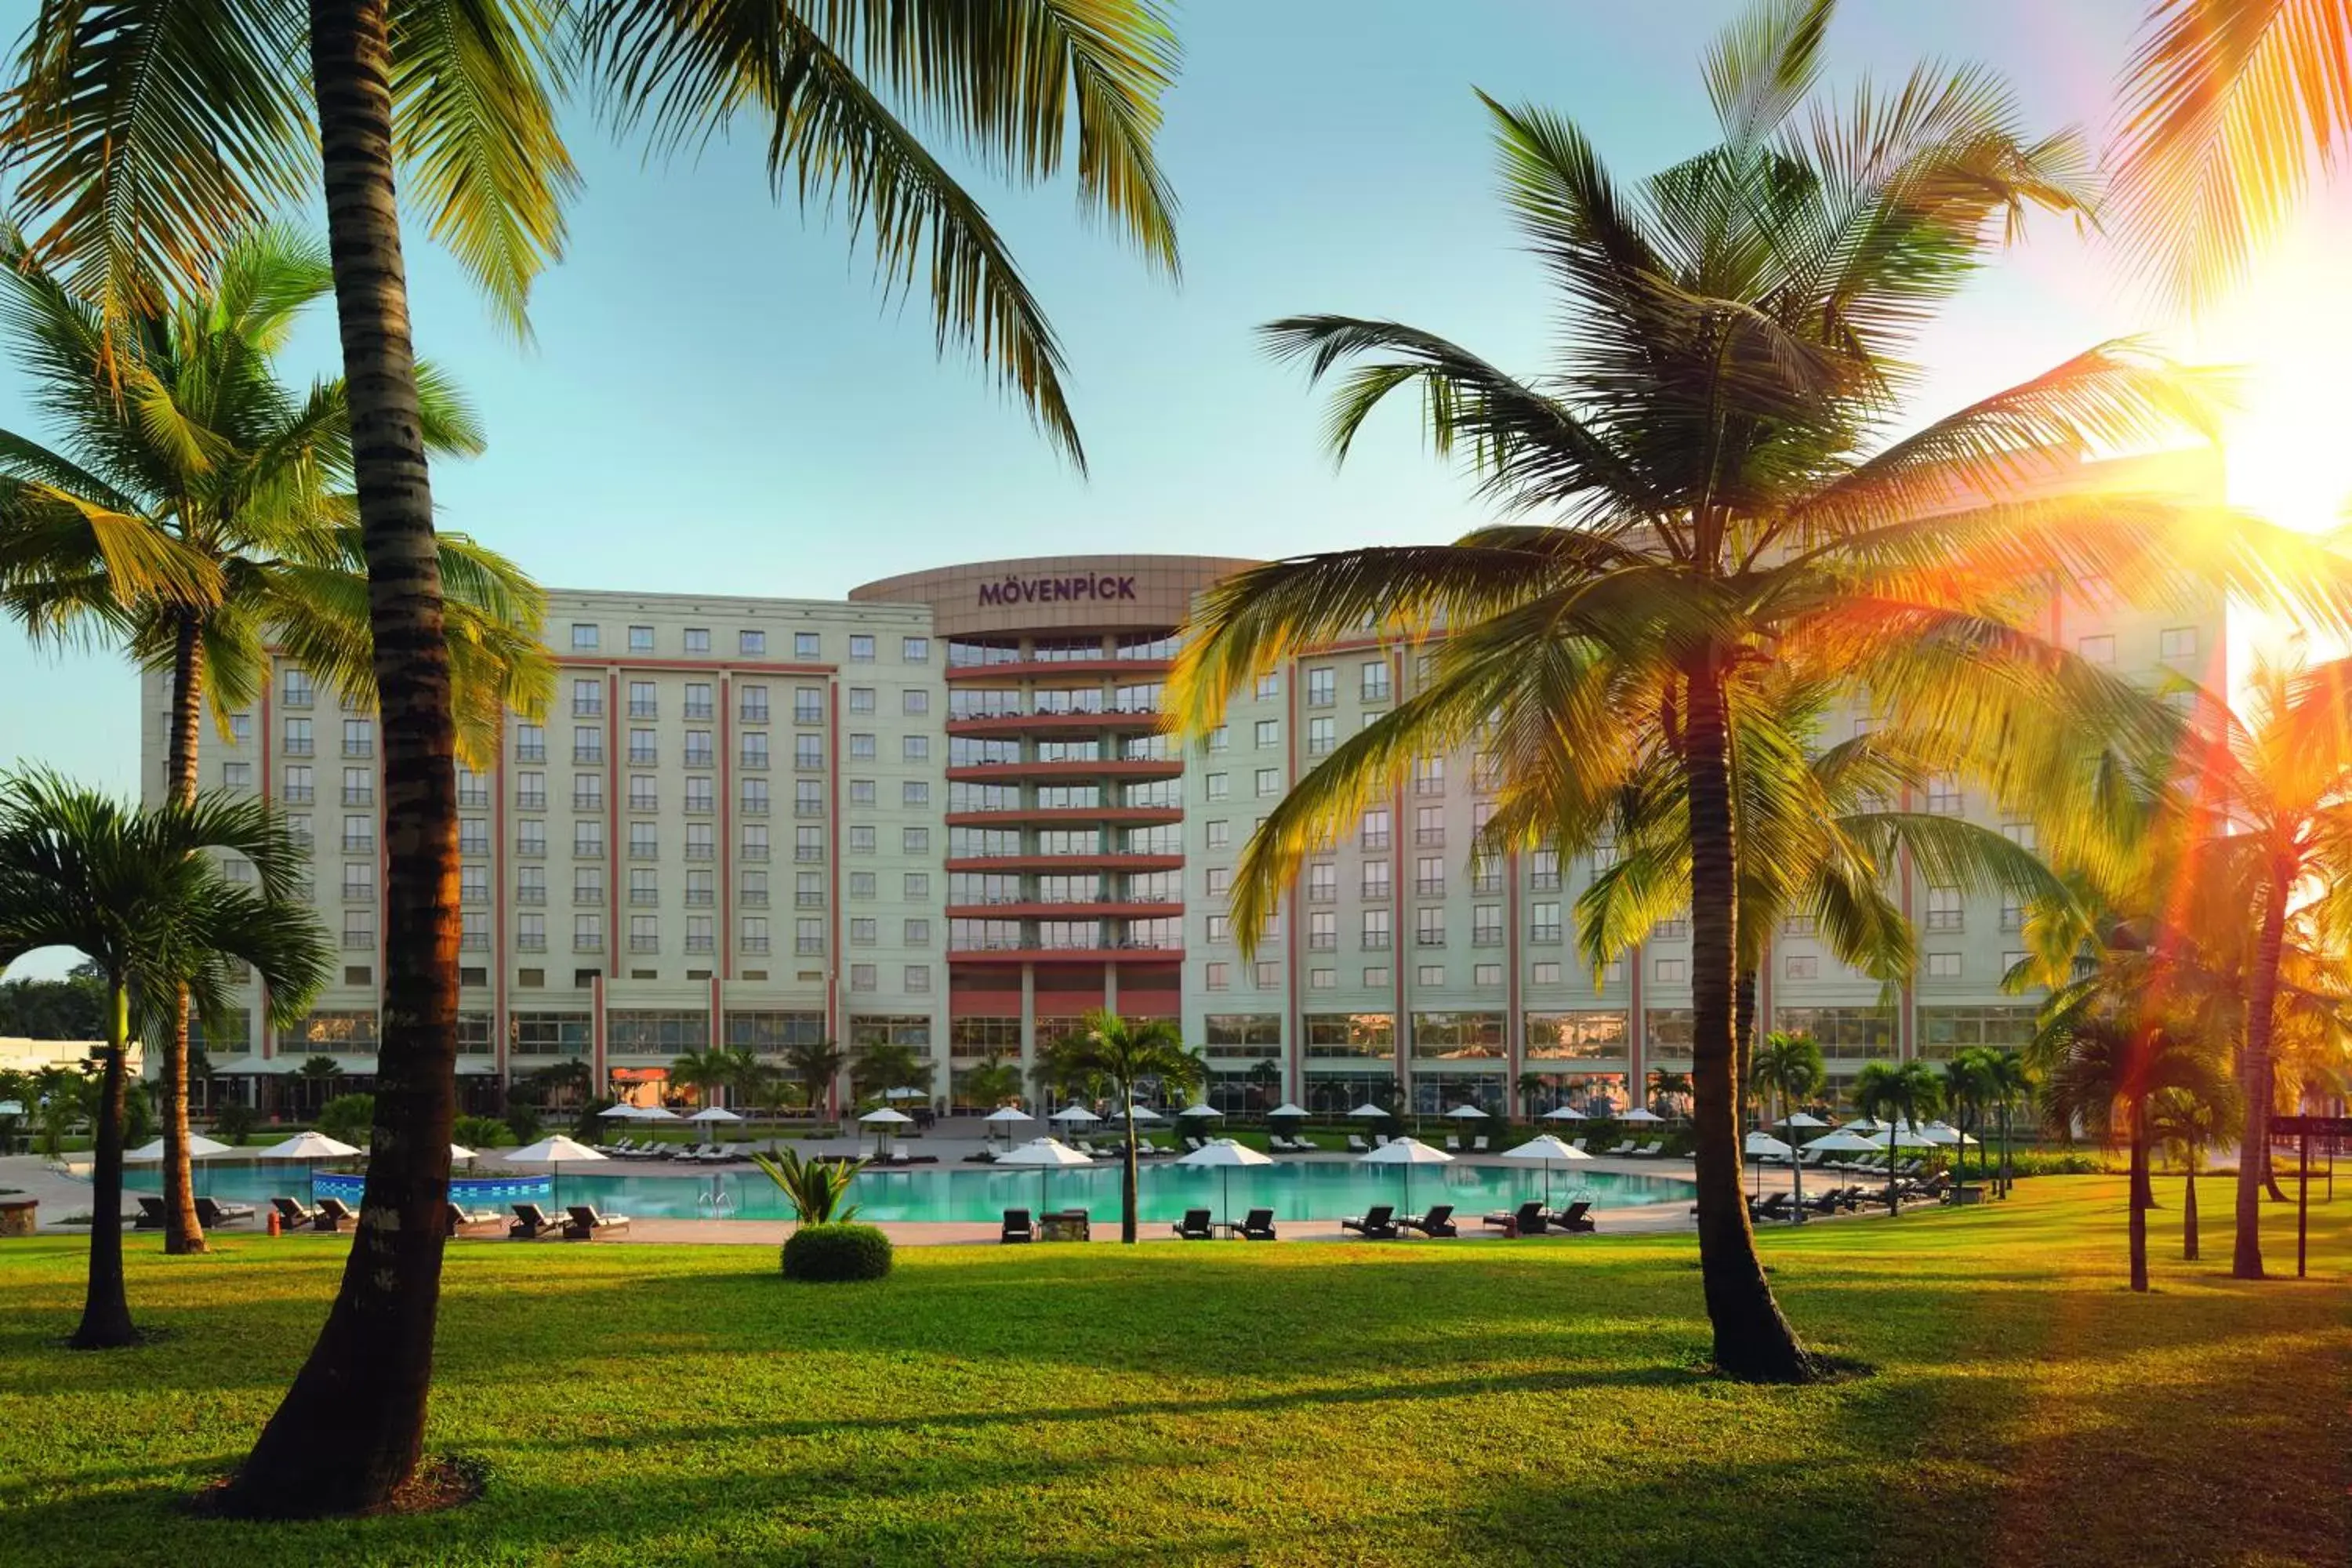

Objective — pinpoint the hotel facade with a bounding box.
[145,452,2223,1117]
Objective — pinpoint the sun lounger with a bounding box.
[134,1196,169,1230]
[1240,1207,1278,1241]
[271,1196,320,1229]
[1570,1138,1588,1152]
[1801,1189,1843,1216]
[1399,1204,1458,1238]
[1443,1134,1463,1152]
[1346,1134,1370,1153]
[1171,1208,1214,1240]
[1544,1200,1596,1233]
[508,1203,562,1240]
[445,1202,502,1236]
[1000,1208,1035,1243]
[1339,1205,1399,1240]
[963,1148,998,1163]
[1374,1134,1392,1148]
[1635,1140,1666,1158]
[1483,1200,1548,1235]
[1748,1192,1793,1223]
[1605,1139,1636,1156]
[1472,1136,1490,1154]
[313,1196,357,1232]
[194,1196,256,1229]
[563,1204,630,1240]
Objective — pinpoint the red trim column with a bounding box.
[1505,845,1522,1116]
[720,674,732,978]
[606,670,620,993]
[258,683,274,1061]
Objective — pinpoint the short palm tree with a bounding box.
[0,223,547,1256]
[2150,1081,2241,1261]
[1943,1047,2002,1188]
[0,769,329,1347]
[2034,985,2233,1293]
[3,0,1181,1512]
[1167,0,2344,1382]
[2110,0,2352,308]
[1754,1032,1825,1127]
[1853,1059,1944,1214]
[1047,1010,1202,1244]
[849,1042,928,1105]
[783,1037,848,1122]
[1985,1049,2035,1199]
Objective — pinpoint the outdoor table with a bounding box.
[1040,1210,1091,1243]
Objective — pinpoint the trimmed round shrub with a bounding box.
[781,1223,893,1283]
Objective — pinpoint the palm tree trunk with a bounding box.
[161,616,208,1256]
[70,983,137,1349]
[2260,1059,2291,1203]
[1733,968,1757,1107]
[2182,1154,2199,1261]
[225,0,458,1516]
[2234,873,2290,1279]
[1680,655,1812,1382]
[1120,1099,1139,1244]
[2128,1101,2150,1294]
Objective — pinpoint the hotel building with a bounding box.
[143,450,2221,1116]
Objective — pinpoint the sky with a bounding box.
[1,4,2347,826]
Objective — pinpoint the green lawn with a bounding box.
[0,1180,2343,1567]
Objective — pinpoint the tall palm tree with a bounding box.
[1045,1009,1202,1244]
[1943,1047,2002,1188]
[3,0,1181,1513]
[1754,1031,1824,1127]
[0,223,547,1257]
[2110,0,2352,309]
[0,769,330,1346]
[2034,984,2234,1292]
[1168,0,2347,1381]
[1986,1048,2035,1199]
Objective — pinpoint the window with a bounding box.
[684,627,711,654]
[628,773,659,811]
[1925,886,1964,931]
[342,814,374,853]
[517,820,546,857]
[685,822,715,860]
[1306,666,1335,706]
[630,822,659,861]
[741,869,769,906]
[1654,957,1686,982]
[795,631,820,659]
[903,735,930,762]
[686,869,714,906]
[1926,952,1962,979]
[281,670,313,708]
[1475,964,1503,987]
[624,623,654,654]
[1360,807,1391,851]
[341,863,373,900]
[1652,916,1688,940]
[850,917,878,946]
[1308,910,1337,949]
[848,826,877,855]
[1360,661,1391,702]
[517,913,546,950]
[1784,954,1819,980]
[1298,863,1327,902]
[739,630,766,655]
[1254,673,1280,700]
[1412,756,1444,795]
[571,772,602,811]
[1361,861,1392,900]
[902,687,930,716]
[684,682,714,720]
[2160,626,2198,661]
[686,916,714,953]
[222,761,252,789]
[575,821,605,860]
[1414,805,1443,847]
[1204,819,1232,851]
[629,915,659,953]
[1530,902,1562,943]
[741,916,771,953]
[1361,909,1392,949]
[902,827,930,855]
[460,864,490,903]
[1205,962,1231,990]
[1205,726,1228,753]
[1415,855,1444,897]
[741,823,770,861]
[342,718,373,757]
[1204,773,1229,803]
[2003,822,2037,851]
[904,964,932,993]
[1472,905,1503,946]
[572,725,603,764]
[796,826,825,862]
[1253,767,1280,797]
[1531,961,1561,985]
[571,677,603,717]
[573,866,604,906]
[284,717,313,756]
[903,637,929,662]
[343,910,375,949]
[1205,913,1232,944]
[630,867,659,906]
[1254,719,1279,749]
[2078,633,2115,665]
[849,634,875,662]
[1416,907,1446,947]
[740,732,769,770]
[627,680,657,719]
[2001,896,2024,931]
[571,623,599,650]
[1926,775,1963,816]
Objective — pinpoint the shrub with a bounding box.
[213,1101,258,1145]
[452,1115,507,1151]
[781,1223,893,1283]
[573,1098,615,1142]
[2002,1149,2110,1178]
[316,1093,374,1147]
[753,1147,867,1223]
[503,1104,543,1146]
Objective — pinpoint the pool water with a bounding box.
[128,1159,1693,1225]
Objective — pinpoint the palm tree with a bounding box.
[2161,655,2352,1277]
[1986,1049,2035,1199]
[1943,1047,2002,1188]
[1648,1071,1693,1120]
[0,225,546,1255]
[667,1049,730,1109]
[2110,0,2352,309]
[0,769,330,1346]
[782,1037,848,1122]
[961,1053,1024,1112]
[1754,1032,1825,1128]
[1852,1059,1944,1214]
[1167,0,2344,1381]
[294,1057,343,1122]
[2151,1081,2241,1261]
[4,0,1181,1512]
[2034,985,2234,1292]
[849,1041,929,1110]
[1044,1010,1202,1244]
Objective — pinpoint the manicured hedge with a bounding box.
[781,1223,893,1283]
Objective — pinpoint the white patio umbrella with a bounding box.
[858,1105,914,1156]
[1745,1131,1795,1163]
[504,1134,608,1210]
[1356,1135,1453,1216]
[688,1106,744,1123]
[994,1135,1094,1211]
[1803,1129,1882,1154]
[1540,1105,1588,1122]
[450,1142,478,1163]
[983,1105,1033,1149]
[884,1086,930,1102]
[1869,1123,1941,1211]
[1836,1115,1882,1133]
[1176,1137,1274,1225]
[597,1103,646,1120]
[631,1104,684,1123]
[1619,1108,1665,1125]
[1500,1133,1593,1206]
[1176,1103,1223,1120]
[258,1131,362,1204]
[1444,1104,1489,1120]
[1050,1105,1100,1126]
[1267,1102,1308,1120]
[1347,1102,1390,1120]
[125,1134,230,1161]
[1124,1102,1164,1124]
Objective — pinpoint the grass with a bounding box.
[0,1179,2343,1567]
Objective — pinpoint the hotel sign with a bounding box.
[978,573,1137,608]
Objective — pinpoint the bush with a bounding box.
[781,1223,893,1283]
[503,1104,543,1147]
[212,1101,258,1145]
[316,1093,374,1147]
[2002,1149,2111,1178]
[452,1115,508,1151]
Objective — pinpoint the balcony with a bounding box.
[285,737,314,757]
[1414,878,1445,897]
[741,845,771,862]
[945,898,1193,921]
[739,752,768,771]
[517,886,545,906]
[793,704,824,726]
[629,887,658,906]
[459,837,490,856]
[945,655,1171,682]
[684,749,715,768]
[944,805,1183,829]
[340,835,374,853]
[572,793,602,812]
[741,937,771,955]
[945,851,1182,874]
[740,705,770,724]
[628,701,657,719]
[517,934,546,951]
[1360,833,1392,852]
[949,942,1186,964]
[629,935,659,953]
[946,709,1162,739]
[574,936,604,952]
[572,700,603,719]
[686,887,713,907]
[458,788,490,809]
[628,748,659,767]
[283,786,314,804]
[341,788,373,807]
[516,744,546,764]
[1414,828,1445,848]
[343,740,373,758]
[572,747,604,766]
[516,791,547,810]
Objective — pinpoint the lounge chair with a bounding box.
[1339,1205,1399,1240]
[1399,1204,1458,1238]
[1544,1200,1596,1233]
[1239,1208,1278,1241]
[194,1196,256,1229]
[1171,1208,1214,1241]
[134,1196,169,1230]
[1570,1138,1588,1152]
[1472,1136,1490,1154]
[1748,1192,1793,1224]
[1605,1139,1637,1156]
[508,1203,562,1240]
[1184,1135,1206,1153]
[1346,1134,1371,1153]
[1483,1200,1548,1235]
[1374,1134,1392,1148]
[1632,1140,1665,1158]
[314,1196,357,1232]
[1443,1134,1463,1152]
[963,1148,999,1163]
[271,1196,320,1230]
[563,1204,630,1240]
[445,1202,502,1236]
[1801,1189,1844,1216]
[1000,1208,1035,1243]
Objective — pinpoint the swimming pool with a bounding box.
[126,1159,1693,1224]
